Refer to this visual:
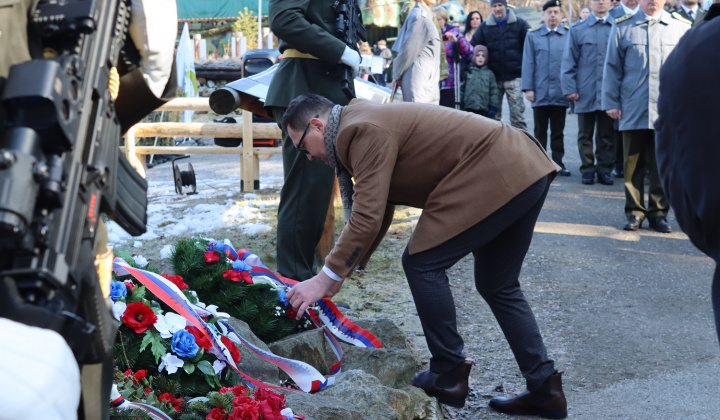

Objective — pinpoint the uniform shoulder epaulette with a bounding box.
[671,11,692,25]
[529,25,542,32]
[614,13,633,23]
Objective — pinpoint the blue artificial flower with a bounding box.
[110,281,127,302]
[277,289,288,306]
[171,329,199,358]
[231,260,252,272]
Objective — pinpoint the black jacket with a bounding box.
[470,9,530,81]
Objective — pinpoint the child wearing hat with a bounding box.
[462,45,500,118]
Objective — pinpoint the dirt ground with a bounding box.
[116,101,719,419]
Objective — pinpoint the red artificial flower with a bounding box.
[206,406,228,420]
[121,302,158,333]
[257,400,283,420]
[161,274,188,290]
[231,395,255,407]
[123,369,133,377]
[253,388,286,410]
[228,401,260,420]
[222,269,253,284]
[204,251,220,263]
[144,387,152,396]
[286,307,298,319]
[158,392,182,411]
[124,281,135,292]
[219,385,249,397]
[221,335,241,364]
[186,326,212,350]
[134,369,147,381]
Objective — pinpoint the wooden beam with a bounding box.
[241,110,255,192]
[131,122,282,139]
[156,97,212,112]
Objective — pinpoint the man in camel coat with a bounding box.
[283,93,567,418]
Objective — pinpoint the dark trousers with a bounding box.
[269,107,336,280]
[622,129,668,219]
[577,111,615,175]
[533,105,567,168]
[440,89,456,109]
[613,124,623,170]
[402,175,556,391]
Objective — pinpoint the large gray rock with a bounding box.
[400,385,446,420]
[279,391,364,420]
[320,370,415,420]
[269,328,331,375]
[341,346,417,389]
[224,317,280,383]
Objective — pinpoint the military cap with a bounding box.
[543,0,561,11]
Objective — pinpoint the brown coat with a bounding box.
[324,99,560,279]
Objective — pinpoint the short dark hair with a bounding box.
[282,94,335,133]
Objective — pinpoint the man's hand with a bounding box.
[606,108,622,119]
[286,271,343,320]
[525,90,535,102]
[566,93,579,101]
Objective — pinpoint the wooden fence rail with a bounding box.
[122,98,283,191]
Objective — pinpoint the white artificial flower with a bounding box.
[251,275,283,290]
[112,301,127,321]
[154,312,188,339]
[194,301,230,318]
[159,353,184,374]
[213,360,226,376]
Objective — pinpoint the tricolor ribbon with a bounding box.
[234,248,384,349]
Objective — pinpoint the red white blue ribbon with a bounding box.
[234,248,384,349]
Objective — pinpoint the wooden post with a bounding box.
[193,34,201,61]
[316,177,339,263]
[241,110,254,192]
[124,126,147,178]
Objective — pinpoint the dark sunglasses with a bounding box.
[295,114,319,155]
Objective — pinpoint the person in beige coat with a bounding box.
[284,94,567,418]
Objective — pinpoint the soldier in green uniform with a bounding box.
[265,0,362,280]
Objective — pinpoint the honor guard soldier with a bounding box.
[601,0,691,233]
[522,0,571,176]
[265,0,363,281]
[561,0,616,185]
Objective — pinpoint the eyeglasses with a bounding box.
[295,114,318,155]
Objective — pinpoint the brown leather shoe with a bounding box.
[412,360,473,408]
[488,371,567,419]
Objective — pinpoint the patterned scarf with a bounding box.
[323,105,354,222]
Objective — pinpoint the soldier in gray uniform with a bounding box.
[561,0,616,185]
[601,0,691,232]
[522,0,571,176]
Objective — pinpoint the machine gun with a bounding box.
[333,0,367,100]
[0,0,147,415]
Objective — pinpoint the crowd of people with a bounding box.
[381,0,716,233]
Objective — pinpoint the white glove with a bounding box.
[340,46,361,77]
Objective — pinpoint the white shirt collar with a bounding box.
[622,3,640,14]
[592,13,609,22]
[681,4,699,15]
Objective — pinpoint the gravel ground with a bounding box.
[121,99,719,420]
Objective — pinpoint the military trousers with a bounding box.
[622,129,668,220]
[533,105,567,168]
[402,175,556,391]
[496,78,527,130]
[577,111,615,175]
[269,106,336,281]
